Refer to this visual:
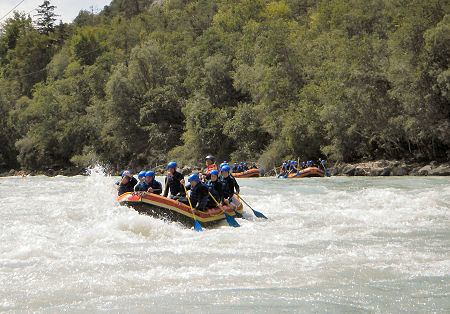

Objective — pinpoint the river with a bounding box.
[1,168,449,312]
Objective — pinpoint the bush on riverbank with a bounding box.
[0,0,449,173]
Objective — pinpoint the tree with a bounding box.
[35,0,59,35]
[0,12,33,66]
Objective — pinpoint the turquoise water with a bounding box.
[0,169,449,312]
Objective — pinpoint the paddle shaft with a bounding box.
[208,192,240,227]
[236,193,268,219]
[237,194,253,211]
[183,185,202,231]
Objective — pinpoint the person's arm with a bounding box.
[216,183,224,202]
[134,183,142,192]
[151,181,163,195]
[233,177,240,194]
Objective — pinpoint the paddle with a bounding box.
[183,185,203,232]
[319,159,330,176]
[236,194,268,219]
[208,192,240,228]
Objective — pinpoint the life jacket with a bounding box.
[205,163,218,174]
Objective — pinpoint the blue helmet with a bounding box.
[167,161,177,169]
[145,171,155,177]
[221,165,231,172]
[138,171,146,178]
[188,173,200,183]
[210,169,219,176]
[219,162,228,168]
[292,161,297,165]
[121,170,131,178]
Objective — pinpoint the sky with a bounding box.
[0,0,113,23]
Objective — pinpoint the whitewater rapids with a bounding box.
[0,168,449,312]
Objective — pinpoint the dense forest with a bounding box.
[0,0,449,172]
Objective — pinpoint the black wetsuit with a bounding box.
[146,179,163,195]
[221,175,240,199]
[207,179,223,203]
[134,181,148,192]
[163,171,185,198]
[118,177,138,195]
[189,182,210,211]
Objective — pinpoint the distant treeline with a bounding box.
[0,0,448,172]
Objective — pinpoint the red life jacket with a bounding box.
[205,164,218,174]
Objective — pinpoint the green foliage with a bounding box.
[0,12,33,66]
[71,27,106,66]
[0,0,449,172]
[223,103,269,160]
[170,95,233,164]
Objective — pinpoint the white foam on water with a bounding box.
[0,174,449,312]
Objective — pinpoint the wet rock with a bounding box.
[46,169,56,176]
[391,165,409,176]
[329,163,344,176]
[375,160,390,168]
[409,166,422,176]
[330,167,341,176]
[370,167,391,176]
[16,170,27,177]
[418,165,432,176]
[342,164,356,176]
[428,164,450,176]
[354,167,367,176]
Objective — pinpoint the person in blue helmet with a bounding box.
[163,161,185,199]
[220,165,240,208]
[219,161,228,171]
[186,173,211,211]
[278,162,288,178]
[144,171,162,194]
[134,171,149,191]
[118,170,138,195]
[207,169,223,203]
[138,171,146,182]
[289,161,298,174]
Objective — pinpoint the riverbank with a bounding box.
[329,160,450,176]
[2,160,450,177]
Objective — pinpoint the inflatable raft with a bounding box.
[286,167,325,178]
[117,192,243,228]
[233,168,260,178]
